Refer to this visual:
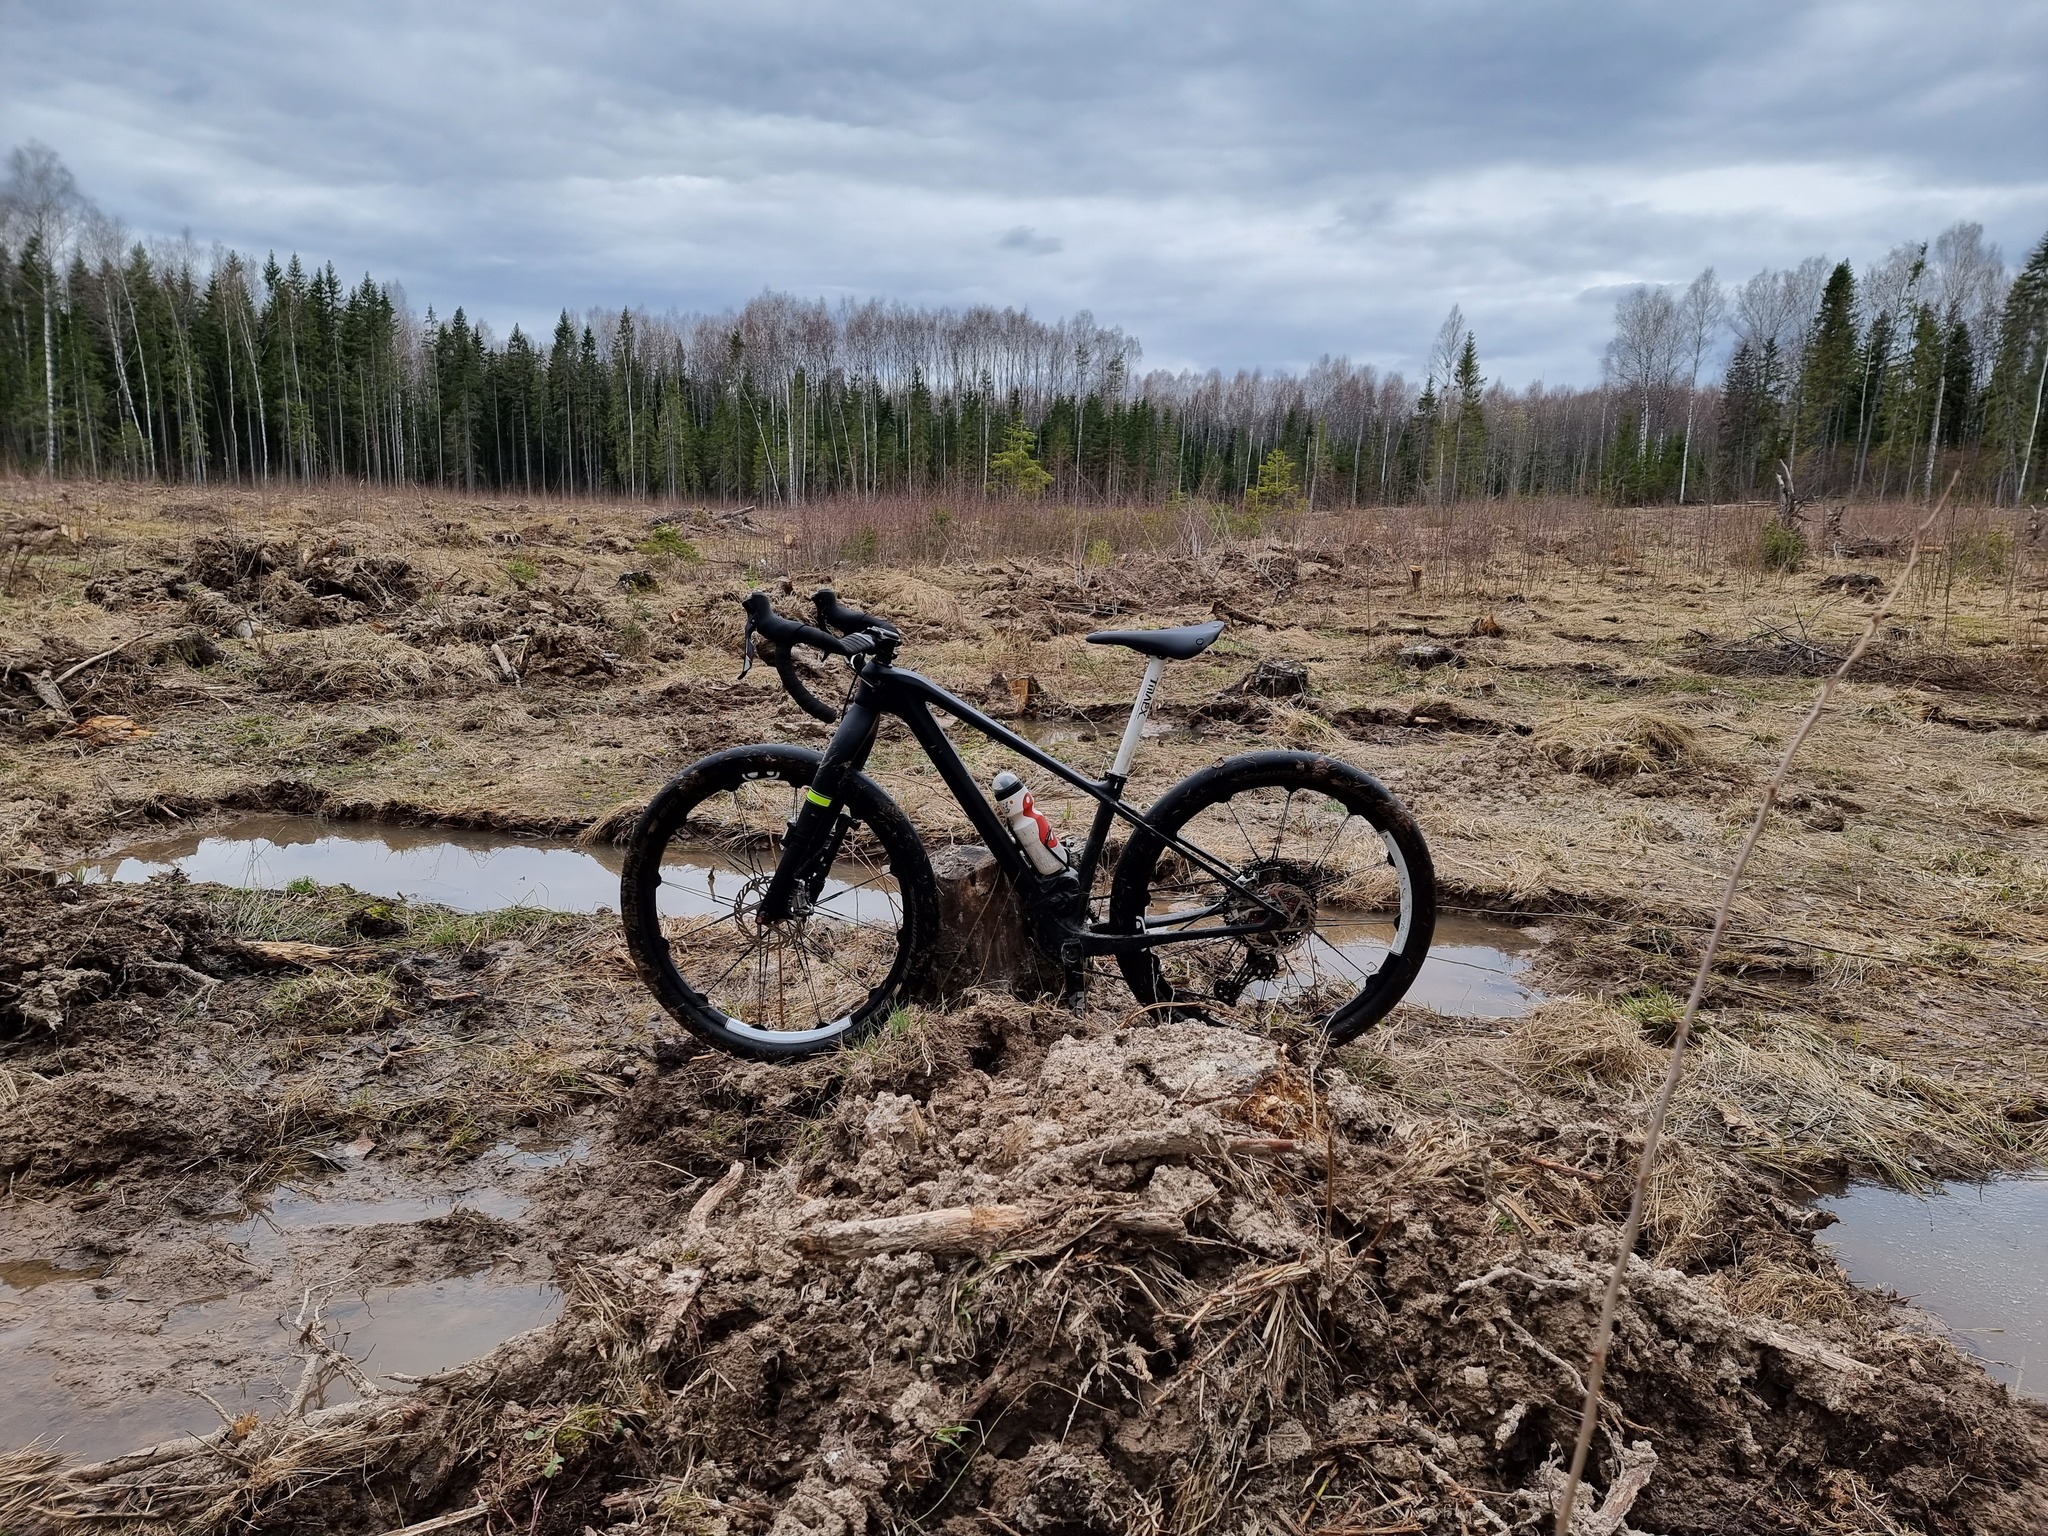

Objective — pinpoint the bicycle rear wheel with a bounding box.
[1107,751,1435,1044]
[621,745,936,1060]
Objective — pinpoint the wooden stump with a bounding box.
[924,843,1065,1002]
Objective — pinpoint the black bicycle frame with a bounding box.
[758,655,1288,957]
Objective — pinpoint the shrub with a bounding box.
[639,525,701,564]
[1948,527,2011,581]
[843,524,882,564]
[1758,521,1806,572]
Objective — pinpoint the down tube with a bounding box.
[894,700,1040,878]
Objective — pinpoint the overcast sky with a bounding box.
[4,0,2044,385]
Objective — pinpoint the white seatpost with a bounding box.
[1110,657,1167,780]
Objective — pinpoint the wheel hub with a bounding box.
[1235,858,1322,953]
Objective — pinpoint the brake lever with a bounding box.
[737,613,759,681]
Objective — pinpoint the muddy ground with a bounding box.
[2,483,2047,1535]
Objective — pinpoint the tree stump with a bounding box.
[923,844,1065,1002]
[987,673,1043,716]
[1233,658,1310,698]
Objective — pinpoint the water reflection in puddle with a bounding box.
[0,1133,585,1460]
[77,815,893,924]
[79,815,628,913]
[1817,1174,2046,1399]
[0,1278,563,1461]
[82,817,1545,1017]
[1379,915,1544,1018]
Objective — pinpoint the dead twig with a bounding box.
[1553,475,1956,1536]
[51,628,175,689]
[684,1159,747,1234]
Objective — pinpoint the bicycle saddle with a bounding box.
[1084,619,1225,660]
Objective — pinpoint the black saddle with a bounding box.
[1084,619,1225,661]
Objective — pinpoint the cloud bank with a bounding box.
[4,0,2043,382]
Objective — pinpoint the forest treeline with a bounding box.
[3,142,2045,509]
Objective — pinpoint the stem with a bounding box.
[1552,473,1957,1536]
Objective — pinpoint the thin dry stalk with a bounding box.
[1552,476,1957,1536]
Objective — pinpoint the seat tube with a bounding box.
[1110,657,1167,779]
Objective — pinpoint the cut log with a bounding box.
[924,843,1065,1001]
[797,1203,1036,1258]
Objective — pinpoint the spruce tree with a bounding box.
[1800,261,1860,486]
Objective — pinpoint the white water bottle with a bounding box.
[992,770,1067,876]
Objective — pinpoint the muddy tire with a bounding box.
[1107,751,1435,1044]
[621,745,937,1060]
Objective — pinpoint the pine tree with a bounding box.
[1243,446,1301,515]
[1984,232,2048,503]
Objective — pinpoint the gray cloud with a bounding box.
[998,226,1063,256]
[3,0,2043,383]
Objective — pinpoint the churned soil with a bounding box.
[3,482,2047,1533]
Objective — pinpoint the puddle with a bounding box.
[1145,903,1545,1020]
[1290,913,1546,1019]
[0,1132,586,1460]
[0,1259,108,1292]
[78,814,632,913]
[1401,915,1546,1017]
[1816,1173,2047,1399]
[82,816,1543,1017]
[78,814,893,925]
[0,1277,562,1461]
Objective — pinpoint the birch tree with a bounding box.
[1675,268,1724,502]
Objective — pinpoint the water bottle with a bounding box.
[991,770,1068,876]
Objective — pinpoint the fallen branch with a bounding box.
[379,1502,488,1535]
[685,1160,747,1234]
[52,628,175,689]
[798,1204,1038,1258]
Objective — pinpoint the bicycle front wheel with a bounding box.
[621,745,937,1060]
[1107,751,1435,1044]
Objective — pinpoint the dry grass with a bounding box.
[1533,707,1709,781]
[257,629,453,701]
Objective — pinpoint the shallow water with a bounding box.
[1382,915,1545,1018]
[78,814,897,924]
[79,814,631,913]
[1816,1173,2047,1399]
[82,816,1547,1017]
[0,1135,580,1460]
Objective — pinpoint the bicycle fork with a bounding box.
[758,690,883,924]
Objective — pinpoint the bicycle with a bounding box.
[620,587,1437,1060]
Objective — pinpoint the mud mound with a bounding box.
[1680,629,2048,700]
[186,531,285,594]
[185,533,417,607]
[0,877,221,1038]
[21,1017,2043,1535]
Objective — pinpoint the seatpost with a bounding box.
[1110,657,1167,780]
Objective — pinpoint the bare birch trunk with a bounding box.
[41,278,56,477]
[2017,340,2048,506]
